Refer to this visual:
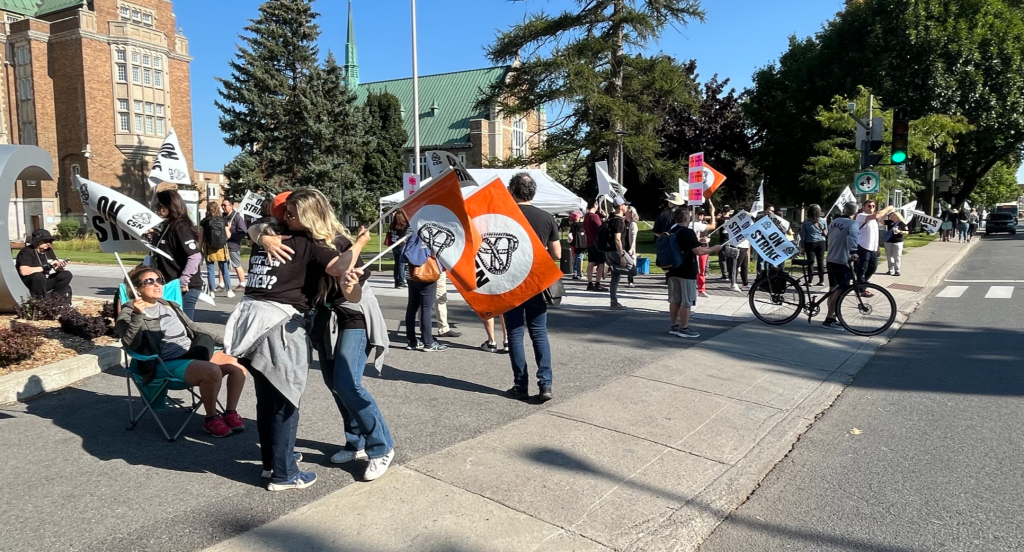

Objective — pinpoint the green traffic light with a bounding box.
[891,151,907,163]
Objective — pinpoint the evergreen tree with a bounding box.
[359,91,408,224]
[216,0,364,220]
[481,0,704,185]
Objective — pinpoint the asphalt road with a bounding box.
[0,271,750,552]
[700,228,1024,551]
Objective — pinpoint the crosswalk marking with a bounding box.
[936,286,968,298]
[985,286,1014,299]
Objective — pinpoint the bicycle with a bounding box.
[747,257,897,336]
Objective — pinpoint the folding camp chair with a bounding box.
[117,280,219,441]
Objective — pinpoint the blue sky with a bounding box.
[179,0,848,172]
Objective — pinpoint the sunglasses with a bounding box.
[867,204,876,208]
[140,277,165,287]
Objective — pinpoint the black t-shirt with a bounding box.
[667,226,701,279]
[885,220,907,244]
[520,204,559,245]
[653,208,675,235]
[150,220,203,290]
[320,235,367,331]
[607,215,627,250]
[15,246,58,275]
[225,212,247,251]
[244,230,340,313]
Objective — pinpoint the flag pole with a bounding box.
[115,252,138,299]
[411,0,420,182]
[361,234,409,270]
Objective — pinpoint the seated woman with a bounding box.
[115,265,247,438]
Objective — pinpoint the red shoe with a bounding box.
[222,410,245,433]
[203,415,232,438]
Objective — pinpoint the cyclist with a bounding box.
[822,202,860,331]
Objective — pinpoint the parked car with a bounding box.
[985,212,1017,235]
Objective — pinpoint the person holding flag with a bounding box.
[150,190,204,320]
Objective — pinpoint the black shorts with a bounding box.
[826,262,853,291]
[587,245,606,264]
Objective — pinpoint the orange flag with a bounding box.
[702,163,728,199]
[449,178,564,318]
[403,169,481,292]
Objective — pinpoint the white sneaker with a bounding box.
[730,285,741,292]
[698,291,710,298]
[226,289,236,298]
[331,448,369,464]
[261,452,304,479]
[364,449,395,481]
[741,285,749,291]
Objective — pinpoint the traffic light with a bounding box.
[858,117,884,169]
[891,107,910,164]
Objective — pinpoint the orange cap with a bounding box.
[270,191,291,220]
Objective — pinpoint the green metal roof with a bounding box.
[0,0,84,17]
[356,66,508,149]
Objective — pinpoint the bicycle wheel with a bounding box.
[836,282,897,336]
[748,272,804,325]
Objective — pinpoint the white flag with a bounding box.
[148,129,191,188]
[76,175,171,260]
[596,161,628,198]
[678,178,689,198]
[899,200,918,224]
[750,182,765,217]
[830,186,858,215]
[425,150,477,186]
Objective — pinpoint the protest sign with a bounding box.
[426,150,477,186]
[768,212,791,234]
[75,175,170,260]
[238,191,265,219]
[596,161,627,198]
[678,178,688,198]
[724,210,754,246]
[898,200,918,224]
[741,216,799,268]
[403,172,421,197]
[912,210,942,235]
[147,129,190,188]
[828,186,857,216]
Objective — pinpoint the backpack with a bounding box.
[656,227,685,270]
[206,217,228,250]
[569,222,588,250]
[596,218,618,252]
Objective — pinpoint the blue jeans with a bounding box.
[182,288,200,320]
[405,280,436,347]
[206,260,231,291]
[505,294,553,389]
[957,223,969,241]
[855,246,878,283]
[573,251,584,278]
[249,364,301,483]
[393,243,407,287]
[319,329,393,459]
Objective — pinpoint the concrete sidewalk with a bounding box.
[203,237,973,552]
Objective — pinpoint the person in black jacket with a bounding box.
[150,190,203,319]
[15,229,72,302]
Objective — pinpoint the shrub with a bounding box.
[16,295,73,321]
[58,312,111,340]
[55,220,82,241]
[0,324,44,367]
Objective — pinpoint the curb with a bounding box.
[0,346,122,405]
[629,239,976,551]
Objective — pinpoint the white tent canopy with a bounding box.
[379,168,585,215]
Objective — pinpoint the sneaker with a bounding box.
[627,283,635,288]
[226,289,236,298]
[331,448,369,464]
[893,272,901,277]
[538,385,553,402]
[669,324,681,336]
[501,341,509,354]
[822,319,846,332]
[507,386,529,400]
[437,330,462,338]
[740,285,749,291]
[234,284,245,291]
[405,340,425,351]
[222,410,245,432]
[267,470,317,492]
[698,291,710,298]
[262,452,304,479]
[586,283,596,291]
[214,286,225,292]
[423,342,448,352]
[203,415,232,438]
[730,285,741,292]
[595,285,608,292]
[364,449,395,482]
[480,341,499,353]
[610,302,627,310]
[859,289,875,298]
[675,327,700,339]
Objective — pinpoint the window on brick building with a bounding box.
[71,165,80,177]
[143,68,151,85]
[207,184,218,199]
[156,118,165,136]
[6,14,21,23]
[132,66,140,83]
[145,116,154,134]
[131,51,138,63]
[116,49,126,62]
[134,100,142,112]
[142,12,152,25]
[142,54,150,66]
[131,9,140,20]
[116,64,127,82]
[512,117,527,158]
[144,102,153,114]
[21,123,35,145]
[119,113,130,132]
[17,78,31,100]
[15,46,29,65]
[155,104,164,116]
[134,114,143,133]
[120,5,130,19]
[153,56,162,69]
[154,71,163,88]
[118,99,129,111]
[459,154,466,164]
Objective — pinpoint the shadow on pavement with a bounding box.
[374,364,506,398]
[523,446,922,552]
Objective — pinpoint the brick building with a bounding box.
[0,0,192,240]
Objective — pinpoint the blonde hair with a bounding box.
[287,187,352,304]
[206,200,222,218]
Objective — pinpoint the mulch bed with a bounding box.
[0,299,118,377]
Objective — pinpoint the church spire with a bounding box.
[344,0,359,88]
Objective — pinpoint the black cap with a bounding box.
[30,229,54,248]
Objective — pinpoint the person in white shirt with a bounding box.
[854,199,895,289]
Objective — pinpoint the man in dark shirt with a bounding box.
[15,229,72,302]
[666,209,724,339]
[605,197,633,309]
[506,172,560,403]
[653,193,687,236]
[582,198,605,292]
[222,199,248,290]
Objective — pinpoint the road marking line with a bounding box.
[946,279,1024,283]
[936,286,968,298]
[985,286,1014,299]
